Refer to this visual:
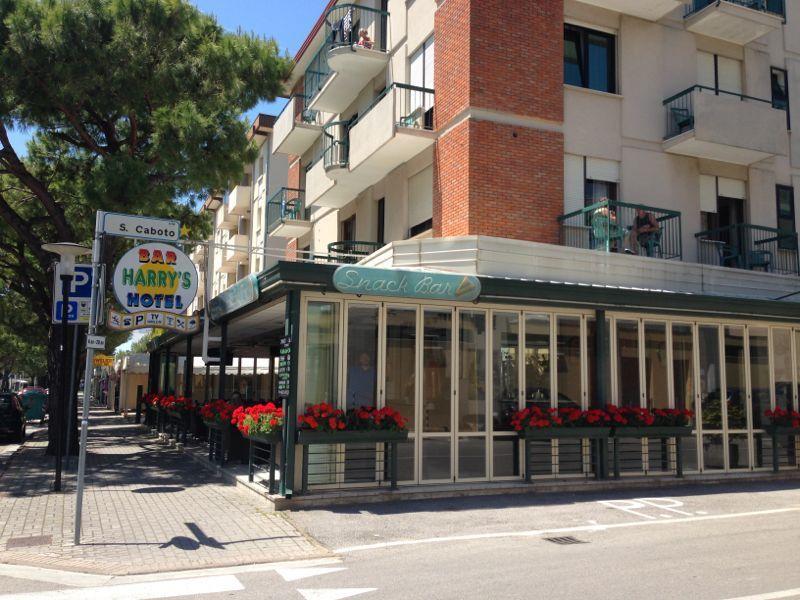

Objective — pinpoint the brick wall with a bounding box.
[434,0,564,243]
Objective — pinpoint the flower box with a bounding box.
[764,425,800,436]
[611,426,693,438]
[243,431,283,445]
[167,409,191,422]
[518,427,611,440]
[296,429,409,445]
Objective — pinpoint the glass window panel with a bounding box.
[385,307,417,430]
[749,327,770,430]
[672,324,695,426]
[525,314,551,410]
[724,326,748,430]
[587,33,611,93]
[679,435,699,473]
[423,309,452,433]
[422,438,450,480]
[699,325,722,430]
[616,320,640,408]
[459,311,486,432]
[492,437,520,478]
[304,302,340,410]
[557,316,582,408]
[458,437,486,479]
[564,29,583,87]
[773,329,793,411]
[586,318,597,409]
[345,305,379,410]
[728,433,749,470]
[644,322,669,410]
[395,440,415,482]
[492,312,519,431]
[702,434,725,471]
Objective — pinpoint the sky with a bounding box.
[113,0,328,354]
[6,0,328,156]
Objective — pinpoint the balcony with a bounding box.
[267,188,312,238]
[558,200,683,260]
[226,184,251,216]
[577,0,689,21]
[214,203,237,231]
[348,83,436,178]
[305,4,391,114]
[684,0,784,45]
[305,120,361,208]
[663,86,788,165]
[328,241,382,264]
[272,95,324,156]
[696,224,799,276]
[224,233,249,264]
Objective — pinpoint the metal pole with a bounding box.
[65,324,80,470]
[54,273,72,492]
[74,211,104,545]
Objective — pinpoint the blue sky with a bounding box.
[7,0,328,155]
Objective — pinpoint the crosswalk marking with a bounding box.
[275,566,347,582]
[0,575,244,600]
[297,589,377,600]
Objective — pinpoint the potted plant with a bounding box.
[199,399,237,428]
[764,407,800,435]
[233,402,284,444]
[510,406,612,440]
[296,403,409,444]
[609,406,694,438]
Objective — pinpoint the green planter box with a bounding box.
[243,431,283,445]
[612,426,693,438]
[296,429,409,445]
[167,409,190,422]
[519,427,611,440]
[764,425,800,436]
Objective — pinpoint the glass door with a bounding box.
[749,327,770,469]
[420,307,453,482]
[491,311,521,479]
[457,309,488,480]
[724,326,749,470]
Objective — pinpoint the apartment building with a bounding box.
[152,0,800,498]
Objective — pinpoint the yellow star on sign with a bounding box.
[180,224,190,238]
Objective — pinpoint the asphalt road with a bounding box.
[2,481,800,599]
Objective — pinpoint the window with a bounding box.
[408,166,433,237]
[410,36,434,92]
[776,185,796,250]
[377,198,385,246]
[697,52,742,95]
[341,215,356,241]
[564,24,616,94]
[771,67,790,129]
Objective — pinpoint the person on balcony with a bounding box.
[591,203,626,253]
[631,208,661,256]
[356,29,374,50]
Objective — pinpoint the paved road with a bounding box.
[2,481,800,599]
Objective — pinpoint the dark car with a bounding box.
[0,393,26,443]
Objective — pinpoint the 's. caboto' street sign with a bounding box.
[107,309,201,334]
[112,242,198,314]
[101,212,180,241]
[332,266,481,302]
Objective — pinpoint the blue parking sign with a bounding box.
[52,263,93,324]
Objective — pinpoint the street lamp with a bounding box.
[42,242,91,492]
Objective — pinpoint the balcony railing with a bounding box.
[558,200,683,260]
[304,44,331,106]
[663,85,778,139]
[322,120,350,170]
[267,188,307,234]
[696,224,799,275]
[352,83,435,131]
[685,0,785,18]
[327,241,382,264]
[324,4,389,52]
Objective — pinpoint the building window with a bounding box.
[564,24,616,94]
[698,52,742,95]
[771,67,790,129]
[341,215,356,241]
[377,198,385,246]
[777,185,796,250]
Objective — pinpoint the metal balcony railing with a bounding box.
[322,120,350,171]
[558,199,683,260]
[685,0,785,18]
[696,224,799,275]
[327,241,382,264]
[663,85,778,140]
[324,4,389,52]
[304,44,331,105]
[267,188,307,234]
[352,83,435,131]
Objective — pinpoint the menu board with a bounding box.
[277,336,292,400]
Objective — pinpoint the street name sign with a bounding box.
[86,335,106,350]
[101,212,180,241]
[51,264,93,324]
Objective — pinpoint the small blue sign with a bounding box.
[332,266,481,302]
[54,301,78,321]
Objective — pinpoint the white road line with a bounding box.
[275,566,347,582]
[334,507,800,554]
[297,589,377,600]
[0,575,244,600]
[0,564,111,588]
[723,587,800,600]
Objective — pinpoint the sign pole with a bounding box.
[65,323,80,470]
[74,211,104,545]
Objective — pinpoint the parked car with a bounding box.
[0,393,26,443]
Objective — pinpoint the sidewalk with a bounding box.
[0,410,327,575]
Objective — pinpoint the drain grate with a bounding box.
[6,535,52,550]
[543,536,588,545]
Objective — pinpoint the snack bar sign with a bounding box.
[112,242,198,314]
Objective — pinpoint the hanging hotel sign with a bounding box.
[112,242,198,314]
[332,266,481,302]
[107,309,201,334]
